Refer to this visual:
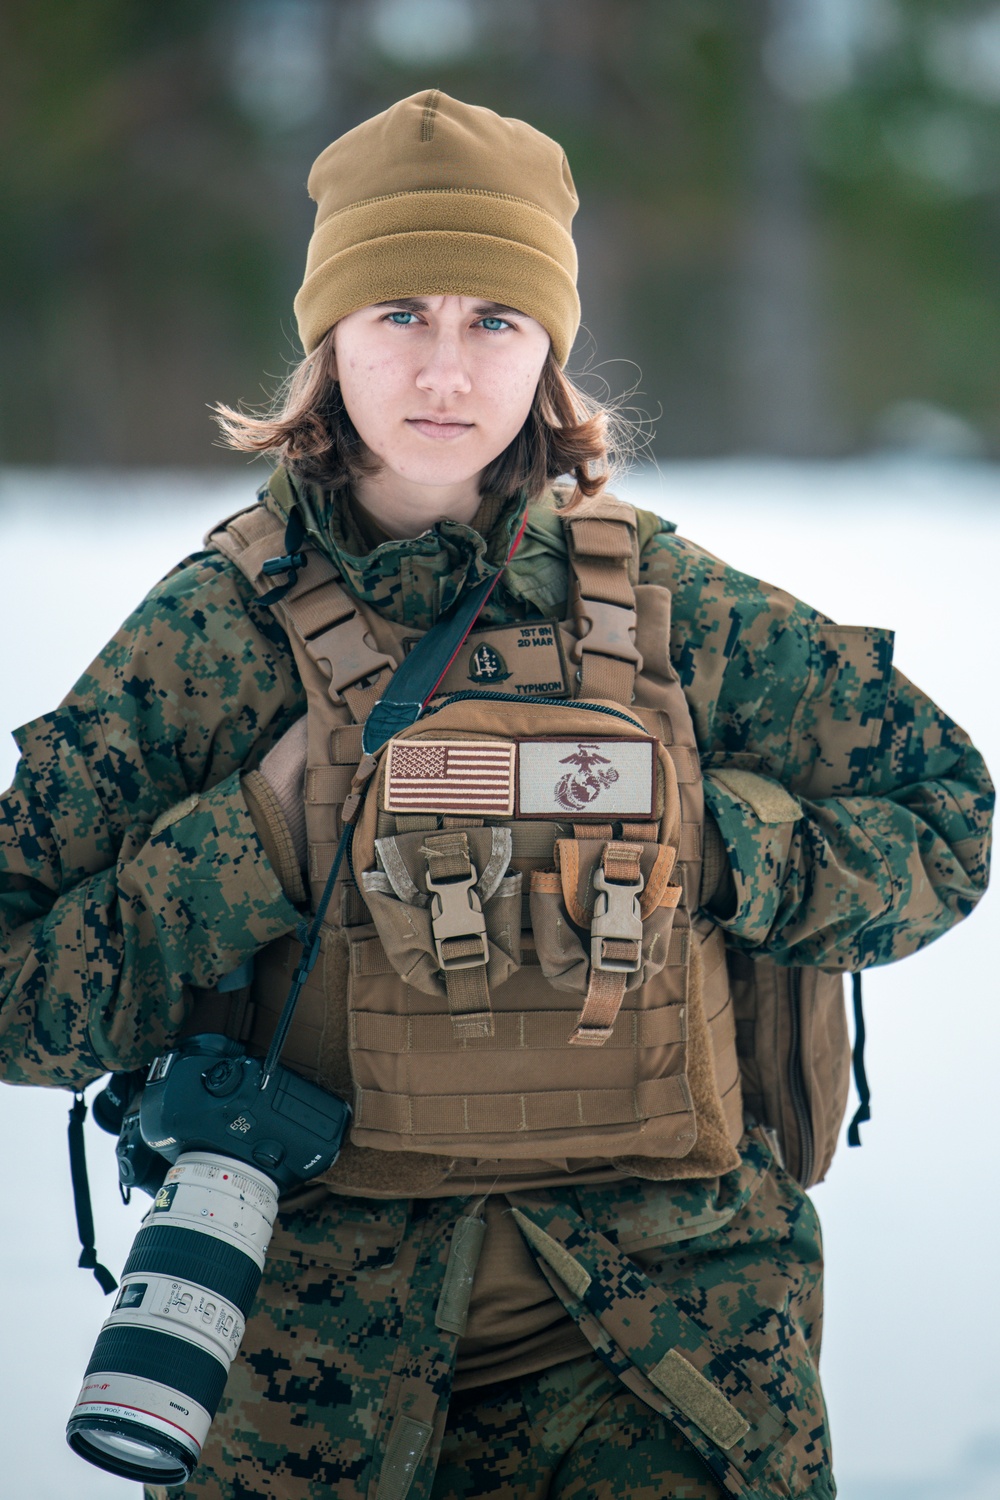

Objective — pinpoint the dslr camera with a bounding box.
[66,1033,350,1486]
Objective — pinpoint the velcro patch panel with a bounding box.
[383,737,657,820]
[518,738,656,818]
[384,740,517,816]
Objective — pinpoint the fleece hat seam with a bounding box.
[319,187,568,218]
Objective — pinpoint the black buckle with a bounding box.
[262,549,307,578]
[259,508,308,605]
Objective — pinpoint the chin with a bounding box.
[391,452,488,489]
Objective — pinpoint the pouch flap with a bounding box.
[370,826,512,904]
[554,838,678,926]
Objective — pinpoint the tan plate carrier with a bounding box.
[206,495,849,1198]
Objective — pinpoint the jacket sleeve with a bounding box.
[0,551,305,1089]
[641,524,993,970]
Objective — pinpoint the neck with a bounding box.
[351,468,483,540]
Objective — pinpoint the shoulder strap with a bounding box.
[561,493,642,706]
[208,504,395,724]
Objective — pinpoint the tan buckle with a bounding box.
[305,610,394,697]
[591,863,643,973]
[571,598,643,669]
[427,865,489,972]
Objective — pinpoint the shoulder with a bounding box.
[639,514,828,643]
[40,542,300,793]
[79,545,293,689]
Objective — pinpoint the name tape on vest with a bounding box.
[383,737,656,820]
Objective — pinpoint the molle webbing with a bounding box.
[422,829,493,1040]
[209,505,397,725]
[208,494,744,1192]
[353,1074,693,1140]
[566,502,641,704]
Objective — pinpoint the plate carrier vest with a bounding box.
[203,494,851,1198]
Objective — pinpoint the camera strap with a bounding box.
[67,1093,118,1295]
[846,973,870,1147]
[259,507,529,1088]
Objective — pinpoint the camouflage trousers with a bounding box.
[147,1134,834,1500]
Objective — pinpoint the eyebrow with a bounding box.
[373,297,524,318]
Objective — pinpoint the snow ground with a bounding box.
[0,459,997,1500]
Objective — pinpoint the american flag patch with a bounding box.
[384,740,516,816]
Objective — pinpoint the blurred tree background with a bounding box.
[0,0,997,466]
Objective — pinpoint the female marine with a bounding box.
[0,91,991,1500]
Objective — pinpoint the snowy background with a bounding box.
[1,460,997,1499]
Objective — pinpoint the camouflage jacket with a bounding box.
[0,468,992,1089]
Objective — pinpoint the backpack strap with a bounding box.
[562,495,642,706]
[208,504,396,724]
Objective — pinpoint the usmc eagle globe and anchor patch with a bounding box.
[383,737,657,819]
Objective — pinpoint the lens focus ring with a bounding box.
[123,1224,261,1319]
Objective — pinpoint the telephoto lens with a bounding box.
[66,1152,277,1483]
[66,1034,350,1484]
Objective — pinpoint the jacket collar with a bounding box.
[261,465,569,629]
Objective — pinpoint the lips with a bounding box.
[406,417,474,440]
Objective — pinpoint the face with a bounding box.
[331,294,551,532]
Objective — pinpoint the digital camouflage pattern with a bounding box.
[145,1134,825,1500]
[0,466,990,1087]
[0,465,992,1496]
[430,1357,724,1500]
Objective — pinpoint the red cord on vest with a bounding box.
[423,507,530,705]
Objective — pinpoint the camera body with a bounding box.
[67,1035,351,1485]
[139,1032,350,1192]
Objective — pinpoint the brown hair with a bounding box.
[213,329,623,506]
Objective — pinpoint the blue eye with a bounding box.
[480,316,509,332]
[387,310,418,325]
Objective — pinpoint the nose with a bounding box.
[415,327,472,400]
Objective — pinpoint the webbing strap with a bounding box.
[424,832,493,1040]
[847,972,870,1147]
[67,1094,118,1296]
[568,968,629,1047]
[578,651,637,704]
[568,841,643,1047]
[211,505,396,719]
[354,1073,692,1136]
[350,1003,688,1054]
[563,503,642,707]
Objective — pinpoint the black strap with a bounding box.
[846,973,871,1147]
[67,1094,118,1295]
[259,822,353,1089]
[361,509,528,755]
[258,508,308,606]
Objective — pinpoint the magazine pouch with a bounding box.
[359,825,522,1032]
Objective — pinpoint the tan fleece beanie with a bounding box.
[294,89,581,365]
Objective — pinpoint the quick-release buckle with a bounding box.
[427,865,489,972]
[570,598,643,669]
[261,549,307,579]
[591,864,644,973]
[305,609,395,699]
